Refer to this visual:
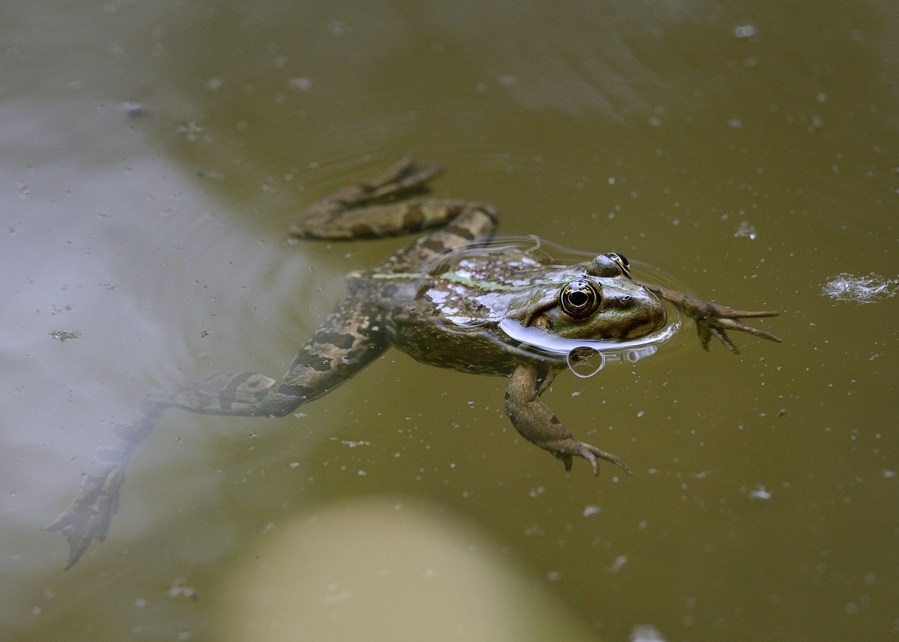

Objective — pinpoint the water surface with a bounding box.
[2,1,897,640]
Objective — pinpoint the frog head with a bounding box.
[511,253,666,341]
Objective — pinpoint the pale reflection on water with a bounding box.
[2,1,897,640]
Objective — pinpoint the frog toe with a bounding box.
[575,441,632,476]
[46,469,124,568]
[45,506,108,570]
[555,452,575,472]
[552,439,631,476]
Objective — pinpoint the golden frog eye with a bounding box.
[560,280,601,318]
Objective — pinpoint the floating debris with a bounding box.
[287,77,312,92]
[748,485,772,500]
[821,273,897,304]
[167,578,199,600]
[610,554,628,573]
[120,101,147,117]
[734,24,757,39]
[177,120,206,142]
[734,221,758,240]
[49,330,81,342]
[631,623,666,642]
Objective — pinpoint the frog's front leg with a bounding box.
[46,299,386,569]
[504,363,632,476]
[643,284,781,353]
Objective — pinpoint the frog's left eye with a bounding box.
[560,280,601,318]
[587,253,630,277]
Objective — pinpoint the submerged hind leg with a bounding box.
[47,299,387,568]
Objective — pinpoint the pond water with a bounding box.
[2,1,897,640]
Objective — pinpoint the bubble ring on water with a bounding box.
[567,347,606,379]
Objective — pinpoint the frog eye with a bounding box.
[587,253,630,277]
[560,280,601,318]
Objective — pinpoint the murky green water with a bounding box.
[3,1,897,640]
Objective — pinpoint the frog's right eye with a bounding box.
[560,280,601,319]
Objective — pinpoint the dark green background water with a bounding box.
[3,1,896,639]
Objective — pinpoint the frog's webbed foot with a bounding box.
[288,156,447,239]
[505,364,631,477]
[44,463,126,570]
[692,305,781,352]
[46,400,166,568]
[355,155,444,202]
[554,439,633,476]
[644,284,781,353]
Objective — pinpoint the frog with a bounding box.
[46,156,781,568]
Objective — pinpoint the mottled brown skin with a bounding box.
[46,157,780,568]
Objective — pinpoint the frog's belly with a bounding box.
[387,321,524,375]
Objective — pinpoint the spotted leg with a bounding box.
[288,155,497,245]
[504,363,632,476]
[47,157,495,568]
[46,298,387,568]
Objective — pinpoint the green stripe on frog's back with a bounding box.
[363,270,538,292]
[436,269,572,292]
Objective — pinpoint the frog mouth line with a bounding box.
[497,318,681,377]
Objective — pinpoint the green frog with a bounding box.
[47,157,780,568]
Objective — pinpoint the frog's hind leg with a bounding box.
[46,299,386,569]
[377,203,498,272]
[154,300,387,417]
[289,156,443,239]
[288,156,497,244]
